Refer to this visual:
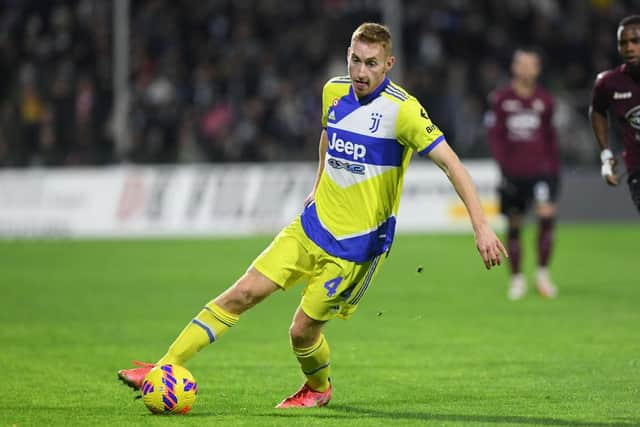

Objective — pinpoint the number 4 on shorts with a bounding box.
[324,277,343,297]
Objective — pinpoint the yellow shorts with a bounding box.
[251,216,385,321]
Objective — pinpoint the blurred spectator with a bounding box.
[0,0,639,166]
[17,67,44,166]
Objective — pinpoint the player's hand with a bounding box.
[474,223,509,270]
[600,149,619,186]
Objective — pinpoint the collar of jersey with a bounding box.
[349,77,390,105]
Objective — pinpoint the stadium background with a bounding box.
[0,0,633,166]
[1,0,638,228]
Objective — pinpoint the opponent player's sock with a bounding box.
[507,226,522,274]
[537,217,555,267]
[293,334,331,392]
[157,300,239,366]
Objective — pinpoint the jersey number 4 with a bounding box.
[324,277,343,297]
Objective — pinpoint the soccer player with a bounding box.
[486,48,559,300]
[118,23,508,408]
[590,15,640,214]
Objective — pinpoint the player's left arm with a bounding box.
[428,142,508,269]
[396,97,507,269]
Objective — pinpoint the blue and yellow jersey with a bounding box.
[301,76,446,262]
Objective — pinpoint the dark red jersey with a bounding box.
[486,85,559,177]
[591,64,640,173]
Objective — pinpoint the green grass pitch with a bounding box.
[1,223,639,426]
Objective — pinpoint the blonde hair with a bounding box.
[351,22,392,55]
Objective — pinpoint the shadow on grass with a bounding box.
[264,404,640,427]
[10,405,638,426]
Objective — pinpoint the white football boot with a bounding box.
[508,273,527,300]
[536,268,558,299]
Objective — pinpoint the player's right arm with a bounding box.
[306,77,343,206]
[590,72,618,186]
[304,130,328,206]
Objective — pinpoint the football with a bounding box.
[140,364,197,414]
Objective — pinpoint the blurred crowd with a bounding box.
[0,0,636,167]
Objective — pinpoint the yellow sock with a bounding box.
[293,334,331,392]
[157,300,239,366]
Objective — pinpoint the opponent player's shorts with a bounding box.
[498,174,560,215]
[627,170,640,213]
[251,216,386,321]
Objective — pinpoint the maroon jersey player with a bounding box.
[486,48,559,300]
[590,15,640,213]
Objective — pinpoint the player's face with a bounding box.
[347,40,395,98]
[511,52,541,84]
[618,24,640,66]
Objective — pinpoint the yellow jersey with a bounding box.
[301,76,446,262]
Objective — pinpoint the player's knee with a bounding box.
[536,204,556,218]
[289,322,318,348]
[289,327,312,348]
[219,277,267,312]
[507,225,520,239]
[233,281,265,308]
[507,214,522,229]
[539,216,555,230]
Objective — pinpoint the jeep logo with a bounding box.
[329,132,366,160]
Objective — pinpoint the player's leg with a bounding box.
[276,253,385,408]
[500,175,527,299]
[506,213,524,276]
[118,269,279,389]
[506,213,527,300]
[119,218,311,390]
[276,280,334,409]
[275,307,333,408]
[289,307,331,392]
[155,268,279,366]
[534,178,559,298]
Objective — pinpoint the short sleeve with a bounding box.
[396,97,445,156]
